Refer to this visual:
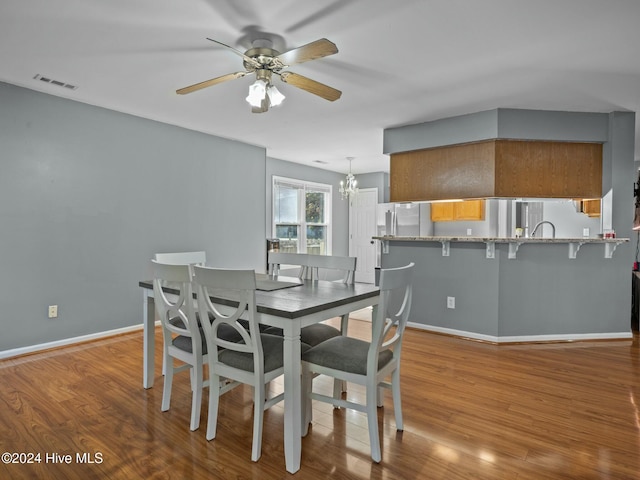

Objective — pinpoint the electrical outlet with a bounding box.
[48,305,58,318]
[583,228,590,237]
[447,296,455,309]
[466,228,473,236]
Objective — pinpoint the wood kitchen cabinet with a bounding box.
[430,202,454,221]
[390,140,602,202]
[580,199,601,217]
[431,200,485,221]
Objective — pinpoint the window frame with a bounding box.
[272,175,332,255]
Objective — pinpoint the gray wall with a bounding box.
[355,171,389,203]
[382,109,635,338]
[541,201,601,237]
[1,82,272,352]
[383,108,610,154]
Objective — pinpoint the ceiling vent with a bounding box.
[33,74,78,90]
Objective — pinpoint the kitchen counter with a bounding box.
[373,235,629,259]
[378,236,633,343]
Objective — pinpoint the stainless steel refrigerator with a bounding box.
[375,202,432,266]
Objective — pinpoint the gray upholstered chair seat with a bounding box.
[170,316,244,353]
[218,333,283,373]
[169,315,196,329]
[302,336,393,375]
[218,334,311,372]
[263,323,341,348]
[301,323,341,347]
[172,333,207,354]
[238,318,272,333]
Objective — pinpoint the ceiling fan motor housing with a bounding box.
[243,48,283,73]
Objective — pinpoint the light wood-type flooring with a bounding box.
[1,309,639,479]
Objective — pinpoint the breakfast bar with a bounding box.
[376,235,633,343]
[376,235,628,259]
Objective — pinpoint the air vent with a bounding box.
[312,160,329,165]
[33,74,78,90]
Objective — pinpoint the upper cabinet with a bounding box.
[390,140,603,202]
[431,200,485,222]
[579,199,602,218]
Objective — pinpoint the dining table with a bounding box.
[138,274,380,474]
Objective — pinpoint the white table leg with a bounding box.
[282,324,302,474]
[142,291,155,389]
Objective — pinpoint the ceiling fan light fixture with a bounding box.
[178,37,341,110]
[267,84,285,107]
[246,78,267,107]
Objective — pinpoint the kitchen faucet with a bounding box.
[531,221,556,238]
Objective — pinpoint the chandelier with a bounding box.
[339,157,358,200]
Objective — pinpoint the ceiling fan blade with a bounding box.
[176,71,247,95]
[279,71,341,101]
[285,1,358,33]
[275,38,338,67]
[206,37,260,68]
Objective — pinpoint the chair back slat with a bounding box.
[193,266,262,369]
[369,263,414,370]
[267,252,309,278]
[150,260,201,342]
[267,252,358,284]
[154,251,206,266]
[306,254,357,284]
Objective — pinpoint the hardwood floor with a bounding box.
[1,312,639,479]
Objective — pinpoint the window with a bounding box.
[273,176,332,254]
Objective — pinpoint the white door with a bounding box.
[349,188,378,283]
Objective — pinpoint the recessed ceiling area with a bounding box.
[1,0,639,175]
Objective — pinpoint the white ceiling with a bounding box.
[2,0,640,175]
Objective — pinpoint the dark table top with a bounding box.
[139,277,379,319]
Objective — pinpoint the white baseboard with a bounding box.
[0,324,145,360]
[2,319,631,361]
[407,321,633,343]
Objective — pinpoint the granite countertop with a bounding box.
[373,235,629,243]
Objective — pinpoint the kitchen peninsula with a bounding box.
[380,109,636,342]
[376,235,631,342]
[376,235,628,260]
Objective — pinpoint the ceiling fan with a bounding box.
[176,37,342,113]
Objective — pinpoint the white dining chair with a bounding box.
[306,253,357,285]
[153,251,206,378]
[265,253,357,346]
[154,251,206,266]
[301,262,415,463]
[150,260,206,431]
[265,253,358,397]
[303,254,357,341]
[266,251,309,279]
[192,265,287,462]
